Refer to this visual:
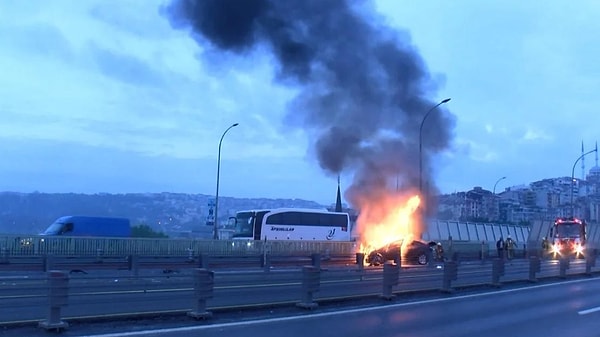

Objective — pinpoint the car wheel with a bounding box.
[370,253,384,266]
[417,253,428,265]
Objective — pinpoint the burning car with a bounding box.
[365,240,438,266]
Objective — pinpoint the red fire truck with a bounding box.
[549,217,587,257]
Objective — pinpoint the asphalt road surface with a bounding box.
[5,276,600,337]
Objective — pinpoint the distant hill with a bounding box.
[0,192,326,237]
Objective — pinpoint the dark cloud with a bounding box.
[162,0,455,212]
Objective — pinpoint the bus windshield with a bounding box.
[232,211,255,238]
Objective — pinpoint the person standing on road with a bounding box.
[541,236,549,258]
[506,235,516,259]
[496,236,505,259]
[435,242,445,261]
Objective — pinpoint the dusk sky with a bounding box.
[2,1,600,206]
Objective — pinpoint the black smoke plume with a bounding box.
[163,0,455,215]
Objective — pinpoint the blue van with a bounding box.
[41,216,131,237]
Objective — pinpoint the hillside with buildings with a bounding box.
[3,161,600,239]
[439,166,600,225]
[0,192,326,237]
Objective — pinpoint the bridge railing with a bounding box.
[0,235,359,257]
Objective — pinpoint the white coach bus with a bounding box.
[230,208,352,241]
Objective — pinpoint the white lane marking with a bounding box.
[578,306,600,315]
[79,277,600,337]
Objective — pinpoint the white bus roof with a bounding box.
[236,208,347,215]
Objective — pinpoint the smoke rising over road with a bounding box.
[163,0,455,212]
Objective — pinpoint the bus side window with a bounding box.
[283,212,301,226]
[266,214,283,225]
[319,214,334,226]
[334,215,347,227]
[301,213,319,225]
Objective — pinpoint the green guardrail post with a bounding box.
[0,247,8,264]
[128,255,139,277]
[586,248,597,275]
[38,270,69,331]
[198,253,209,269]
[559,256,570,279]
[188,268,214,319]
[95,249,104,264]
[297,266,320,309]
[311,253,321,269]
[528,256,541,282]
[480,241,486,262]
[187,248,195,263]
[261,253,271,272]
[380,262,399,300]
[491,258,505,287]
[441,261,458,293]
[356,252,365,271]
[43,254,54,272]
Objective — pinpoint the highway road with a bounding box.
[5,276,600,337]
[0,257,597,330]
[183,277,600,337]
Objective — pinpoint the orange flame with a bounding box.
[356,193,422,255]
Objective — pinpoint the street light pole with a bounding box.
[214,123,239,240]
[492,176,506,223]
[571,148,597,218]
[419,98,451,194]
[493,176,507,195]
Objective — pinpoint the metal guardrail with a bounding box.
[2,236,511,261]
[0,235,359,257]
[0,221,542,258]
[1,250,598,333]
[0,253,359,273]
[10,220,597,259]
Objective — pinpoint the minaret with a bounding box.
[335,174,343,212]
[596,141,598,167]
